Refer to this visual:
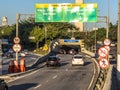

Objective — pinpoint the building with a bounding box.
[2,17,8,26]
[75,0,83,32]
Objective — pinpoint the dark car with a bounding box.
[0,79,8,90]
[5,52,13,58]
[46,56,61,67]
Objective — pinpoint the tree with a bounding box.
[30,26,44,49]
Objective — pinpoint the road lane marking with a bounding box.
[46,80,49,82]
[52,75,57,79]
[34,84,42,89]
[65,69,68,71]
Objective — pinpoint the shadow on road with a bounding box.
[84,62,92,66]
[8,83,38,90]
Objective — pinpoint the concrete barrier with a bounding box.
[103,65,113,90]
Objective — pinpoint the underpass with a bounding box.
[51,39,85,54]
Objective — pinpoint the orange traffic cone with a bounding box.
[13,60,19,73]
[20,58,26,72]
[8,60,14,73]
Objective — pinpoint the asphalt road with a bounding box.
[8,54,95,90]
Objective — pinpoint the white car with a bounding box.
[20,52,26,57]
[23,49,28,55]
[72,54,84,66]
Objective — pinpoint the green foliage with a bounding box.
[0,17,117,52]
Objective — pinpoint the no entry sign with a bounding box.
[98,58,109,69]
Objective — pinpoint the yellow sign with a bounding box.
[43,44,48,51]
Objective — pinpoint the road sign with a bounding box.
[35,3,98,22]
[104,45,110,52]
[64,39,79,42]
[98,58,109,69]
[43,44,48,51]
[12,44,22,52]
[104,38,111,46]
[14,37,20,44]
[98,47,109,57]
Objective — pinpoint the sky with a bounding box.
[0,0,118,25]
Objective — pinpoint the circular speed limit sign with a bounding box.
[104,38,111,46]
[12,44,22,52]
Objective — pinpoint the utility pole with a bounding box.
[117,0,120,81]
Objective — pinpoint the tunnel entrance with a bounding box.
[59,45,81,54]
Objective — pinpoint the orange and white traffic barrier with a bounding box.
[13,60,19,73]
[8,60,14,73]
[20,58,26,72]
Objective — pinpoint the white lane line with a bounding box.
[46,80,49,82]
[52,75,57,79]
[34,84,42,89]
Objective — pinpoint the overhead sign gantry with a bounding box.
[35,3,98,22]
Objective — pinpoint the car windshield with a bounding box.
[74,55,83,58]
[48,57,59,61]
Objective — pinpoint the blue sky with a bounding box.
[0,0,118,25]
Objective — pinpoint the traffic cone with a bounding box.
[20,58,26,72]
[8,60,14,73]
[13,60,19,73]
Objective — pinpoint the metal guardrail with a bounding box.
[94,69,108,90]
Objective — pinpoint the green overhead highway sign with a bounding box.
[35,3,98,22]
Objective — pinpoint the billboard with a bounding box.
[35,3,98,22]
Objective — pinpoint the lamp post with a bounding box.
[44,26,47,44]
[93,26,98,54]
[98,16,108,38]
[106,0,110,38]
[16,14,20,61]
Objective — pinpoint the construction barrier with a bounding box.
[20,58,26,72]
[13,60,20,73]
[8,60,14,73]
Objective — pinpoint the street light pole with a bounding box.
[117,0,120,81]
[16,14,20,61]
[107,0,110,38]
[106,16,109,38]
[44,25,47,44]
